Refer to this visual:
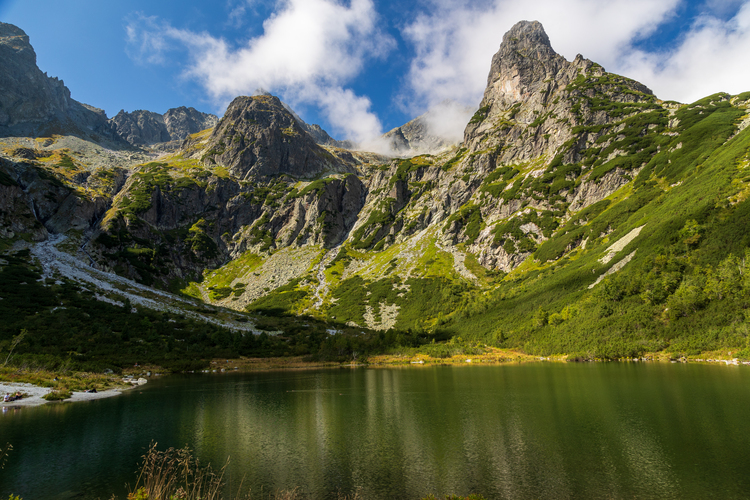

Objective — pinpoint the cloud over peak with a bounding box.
[126,0,395,147]
[126,0,750,150]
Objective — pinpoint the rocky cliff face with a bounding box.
[463,20,655,161]
[188,95,353,180]
[0,23,117,140]
[3,19,749,338]
[80,94,369,284]
[110,110,172,146]
[110,107,219,146]
[163,107,219,140]
[279,100,353,149]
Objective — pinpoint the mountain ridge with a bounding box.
[110,106,219,147]
[0,22,121,142]
[2,20,750,364]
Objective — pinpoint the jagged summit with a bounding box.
[0,22,118,140]
[111,106,218,146]
[484,20,568,103]
[464,20,657,166]
[185,94,352,179]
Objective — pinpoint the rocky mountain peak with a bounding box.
[383,112,457,156]
[111,106,218,146]
[163,106,219,139]
[0,22,35,66]
[484,20,568,106]
[0,22,118,140]
[463,20,655,163]
[188,94,351,179]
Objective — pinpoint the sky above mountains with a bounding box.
[1,0,749,146]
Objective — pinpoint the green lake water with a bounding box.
[1,362,750,499]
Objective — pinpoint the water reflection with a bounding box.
[2,363,750,499]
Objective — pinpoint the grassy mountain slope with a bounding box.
[2,21,750,366]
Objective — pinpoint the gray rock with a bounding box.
[163,106,218,140]
[0,23,118,140]
[110,110,171,146]
[383,110,461,155]
[193,95,352,179]
[110,106,218,146]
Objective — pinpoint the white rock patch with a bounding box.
[589,250,637,289]
[599,225,644,264]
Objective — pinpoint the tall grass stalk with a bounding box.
[124,444,372,499]
[128,443,226,500]
[1,442,12,469]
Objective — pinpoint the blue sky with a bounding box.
[1,0,749,146]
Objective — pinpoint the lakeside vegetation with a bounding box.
[3,440,489,499]
[123,444,487,500]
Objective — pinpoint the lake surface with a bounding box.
[2,362,750,499]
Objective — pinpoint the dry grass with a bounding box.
[213,350,546,374]
[0,366,127,393]
[125,444,365,500]
[213,356,341,372]
[367,347,541,366]
[128,443,226,500]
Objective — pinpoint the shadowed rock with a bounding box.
[0,22,118,140]
[194,95,352,180]
[111,107,218,146]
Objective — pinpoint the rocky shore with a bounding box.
[1,381,124,408]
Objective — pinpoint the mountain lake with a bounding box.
[1,362,750,499]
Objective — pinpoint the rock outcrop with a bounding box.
[110,107,218,146]
[383,107,467,155]
[383,115,450,155]
[464,20,655,164]
[0,159,47,241]
[280,101,352,149]
[190,95,352,180]
[110,110,171,146]
[0,23,117,140]
[298,121,353,149]
[163,107,219,140]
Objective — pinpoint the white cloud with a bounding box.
[622,2,750,102]
[296,84,390,151]
[125,14,175,65]
[127,0,750,151]
[401,0,750,110]
[226,0,252,28]
[125,0,395,146]
[400,0,682,114]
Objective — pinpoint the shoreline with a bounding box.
[1,381,128,409]
[4,350,747,409]
[211,349,750,374]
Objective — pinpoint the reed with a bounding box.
[128,443,226,500]
[125,443,460,500]
[1,442,12,469]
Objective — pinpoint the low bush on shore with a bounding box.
[0,366,123,394]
